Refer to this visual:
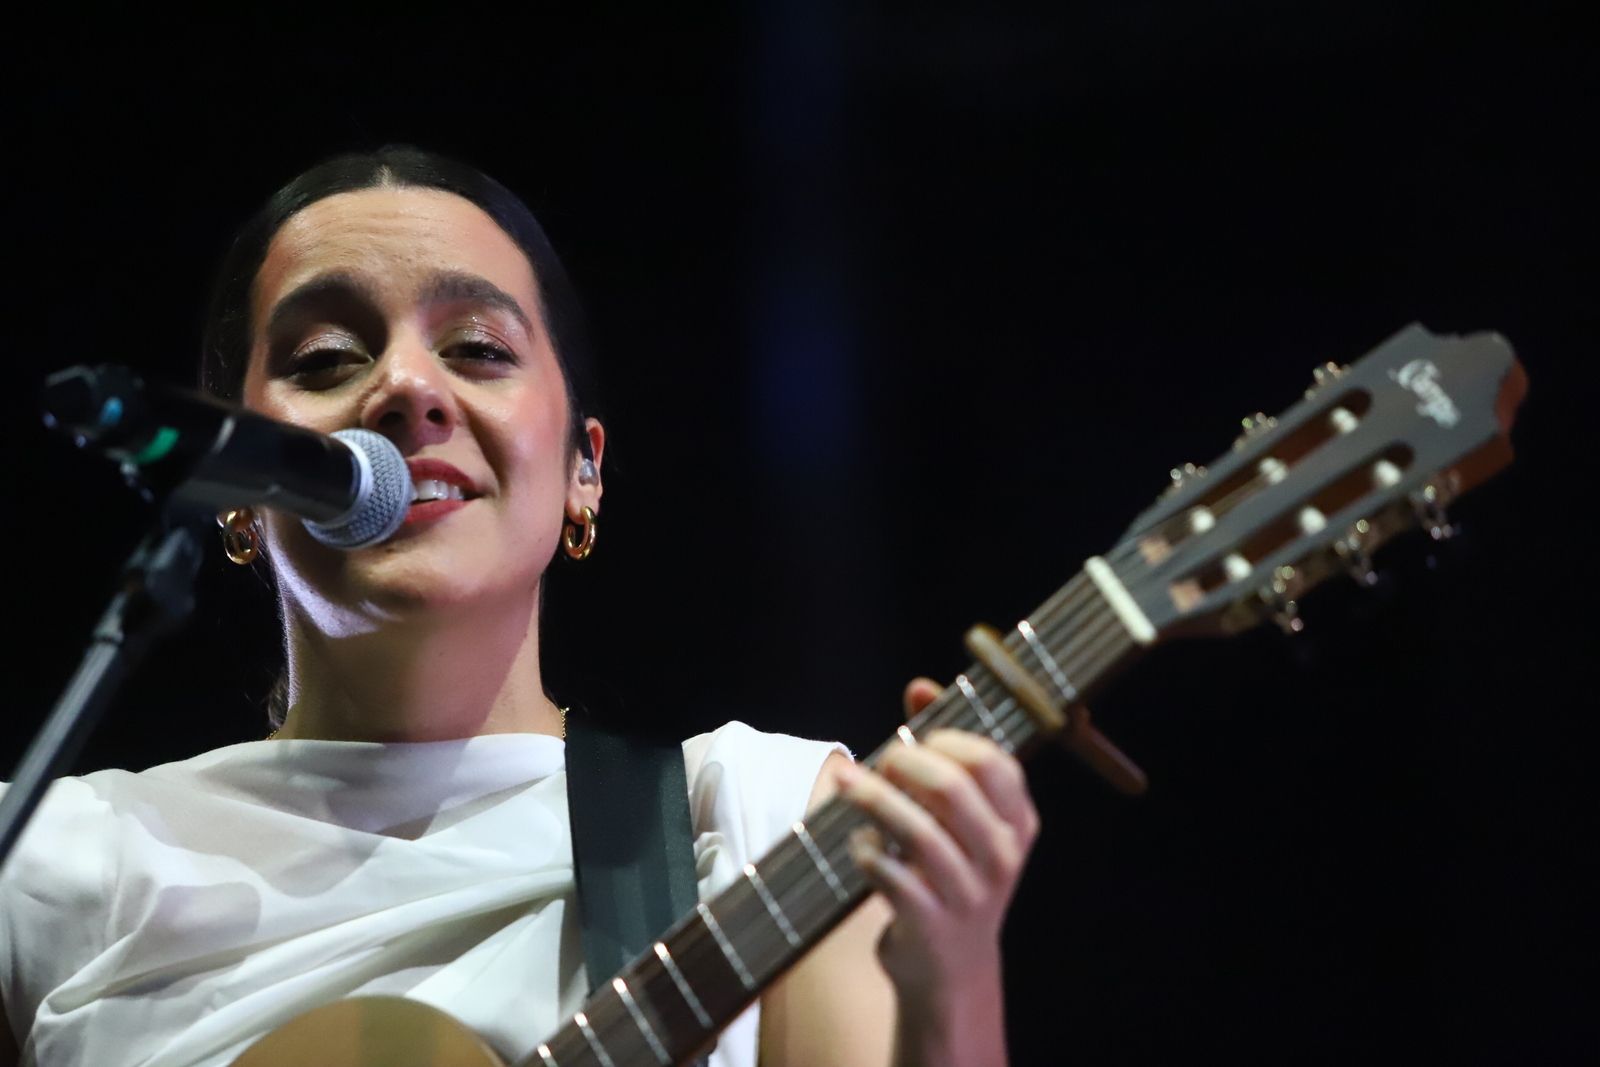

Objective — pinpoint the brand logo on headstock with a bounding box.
[1389,359,1459,427]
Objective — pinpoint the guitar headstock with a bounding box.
[1111,324,1527,638]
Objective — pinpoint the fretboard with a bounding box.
[518,567,1143,1067]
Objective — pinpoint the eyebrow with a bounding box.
[417,270,536,334]
[263,271,377,339]
[263,269,536,338]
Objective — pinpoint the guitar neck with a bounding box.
[519,569,1145,1067]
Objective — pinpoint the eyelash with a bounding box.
[448,340,517,364]
[287,339,517,382]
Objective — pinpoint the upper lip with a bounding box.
[405,458,483,498]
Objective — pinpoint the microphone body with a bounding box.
[41,365,412,549]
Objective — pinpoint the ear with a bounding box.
[566,417,606,518]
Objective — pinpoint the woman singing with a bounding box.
[0,147,1039,1067]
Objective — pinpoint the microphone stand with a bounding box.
[0,504,206,875]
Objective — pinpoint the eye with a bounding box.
[445,339,520,370]
[450,340,513,361]
[288,346,369,388]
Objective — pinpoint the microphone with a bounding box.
[40,364,412,549]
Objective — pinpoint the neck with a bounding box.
[272,587,563,743]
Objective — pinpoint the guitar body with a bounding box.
[232,997,505,1067]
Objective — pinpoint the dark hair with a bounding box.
[200,146,599,729]
[200,144,596,456]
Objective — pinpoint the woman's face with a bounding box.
[240,186,602,633]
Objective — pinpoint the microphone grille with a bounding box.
[305,429,412,548]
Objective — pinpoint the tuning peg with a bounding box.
[1304,361,1350,398]
[1335,518,1380,587]
[1258,566,1305,634]
[1162,461,1208,497]
[1232,412,1278,451]
[1411,481,1459,541]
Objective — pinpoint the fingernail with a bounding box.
[848,826,880,866]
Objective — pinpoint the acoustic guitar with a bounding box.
[234,324,1527,1067]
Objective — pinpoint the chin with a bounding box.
[358,551,545,619]
[274,521,548,626]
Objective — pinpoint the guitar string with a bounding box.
[542,423,1390,1061]
[1099,437,1374,582]
[717,601,1135,986]
[533,570,1145,1065]
[528,428,1367,1063]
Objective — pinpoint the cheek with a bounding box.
[244,381,349,436]
[483,390,573,501]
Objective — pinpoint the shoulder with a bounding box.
[0,773,125,904]
[0,772,131,1044]
[0,745,272,981]
[680,721,851,861]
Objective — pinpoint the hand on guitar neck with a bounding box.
[762,678,1039,1067]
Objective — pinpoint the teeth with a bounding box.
[411,478,467,504]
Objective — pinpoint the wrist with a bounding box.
[892,950,1008,1067]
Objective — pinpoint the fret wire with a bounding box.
[652,941,714,1030]
[696,901,756,990]
[762,853,861,935]
[665,915,756,1022]
[954,672,1010,748]
[532,1020,599,1067]
[547,1030,594,1067]
[723,866,806,980]
[1016,618,1077,703]
[574,1011,617,1067]
[744,862,802,948]
[793,821,850,902]
[594,996,663,1067]
[612,977,672,1066]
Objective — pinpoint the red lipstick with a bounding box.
[399,458,483,529]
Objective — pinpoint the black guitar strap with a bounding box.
[564,711,701,996]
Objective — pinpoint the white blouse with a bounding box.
[0,721,844,1067]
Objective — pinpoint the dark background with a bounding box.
[4,3,1594,1063]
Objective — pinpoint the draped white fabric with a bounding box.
[0,722,844,1067]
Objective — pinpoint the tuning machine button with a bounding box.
[1264,593,1304,634]
[1233,412,1278,451]
[1411,480,1459,541]
[1163,461,1208,498]
[1334,518,1379,587]
[1304,361,1350,398]
[1258,565,1305,634]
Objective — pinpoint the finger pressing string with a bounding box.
[919,729,1039,835]
[848,826,938,915]
[876,745,1009,881]
[837,761,985,909]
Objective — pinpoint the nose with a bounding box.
[359,333,457,451]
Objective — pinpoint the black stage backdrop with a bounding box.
[4,4,1593,1063]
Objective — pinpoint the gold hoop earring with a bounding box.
[562,506,597,561]
[218,508,261,565]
